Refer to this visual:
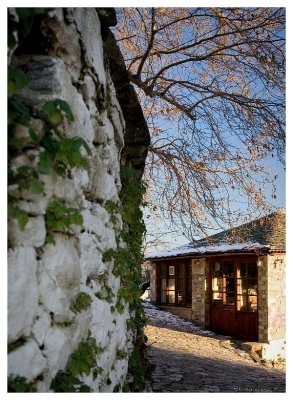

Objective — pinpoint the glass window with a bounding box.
[236,262,257,312]
[212,262,235,307]
[159,262,191,306]
[160,264,167,277]
[167,278,175,303]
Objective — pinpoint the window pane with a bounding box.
[168,278,175,290]
[247,263,257,278]
[161,278,166,303]
[237,295,248,310]
[240,263,247,278]
[178,264,185,279]
[212,277,222,291]
[248,296,257,311]
[223,263,234,277]
[160,264,167,277]
[177,278,185,291]
[247,279,257,295]
[213,291,223,300]
[167,291,175,303]
[237,279,247,294]
[225,277,235,293]
[177,291,185,304]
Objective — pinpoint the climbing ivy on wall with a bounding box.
[8,8,90,235]
[104,166,153,391]
[50,331,103,392]
[8,68,90,234]
[8,7,152,392]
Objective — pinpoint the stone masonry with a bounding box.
[8,8,149,392]
[191,258,206,326]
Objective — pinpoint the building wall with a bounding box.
[267,254,286,342]
[147,261,157,304]
[258,254,286,359]
[148,253,286,360]
[258,254,286,342]
[191,258,207,326]
[257,255,268,343]
[159,306,193,320]
[8,8,148,392]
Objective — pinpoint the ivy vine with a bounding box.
[103,165,153,391]
[50,332,104,392]
[8,67,91,235]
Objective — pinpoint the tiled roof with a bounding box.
[145,210,285,260]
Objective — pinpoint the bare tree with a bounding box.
[114,7,285,240]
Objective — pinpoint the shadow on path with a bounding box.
[148,344,286,393]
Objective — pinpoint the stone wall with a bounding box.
[267,254,286,342]
[147,261,157,304]
[191,258,206,326]
[258,254,286,360]
[8,8,149,392]
[257,255,268,343]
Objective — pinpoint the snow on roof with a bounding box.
[145,241,270,260]
[145,211,285,260]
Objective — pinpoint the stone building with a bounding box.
[8,8,150,392]
[146,210,286,360]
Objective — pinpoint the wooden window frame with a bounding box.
[157,260,192,307]
[209,256,258,313]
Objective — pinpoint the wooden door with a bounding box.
[209,259,258,341]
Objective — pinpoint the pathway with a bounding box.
[144,303,285,393]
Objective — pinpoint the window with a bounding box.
[211,260,258,312]
[236,263,257,312]
[159,261,191,306]
[212,262,235,308]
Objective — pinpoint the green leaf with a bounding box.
[30,179,44,194]
[8,68,27,98]
[73,137,92,155]
[45,198,83,232]
[58,100,74,122]
[79,384,92,392]
[42,101,62,125]
[28,128,39,143]
[17,210,29,231]
[42,99,74,125]
[74,292,92,312]
[8,376,35,393]
[8,98,30,127]
[38,150,52,175]
[8,203,29,231]
[53,161,67,176]
[45,234,56,245]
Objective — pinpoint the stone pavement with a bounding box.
[144,305,285,393]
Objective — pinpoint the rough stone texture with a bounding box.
[159,306,192,320]
[8,340,47,382]
[258,254,286,358]
[8,216,46,248]
[147,261,157,304]
[267,254,286,341]
[8,8,150,392]
[191,258,206,326]
[8,247,39,342]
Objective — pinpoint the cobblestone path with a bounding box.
[144,304,285,393]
